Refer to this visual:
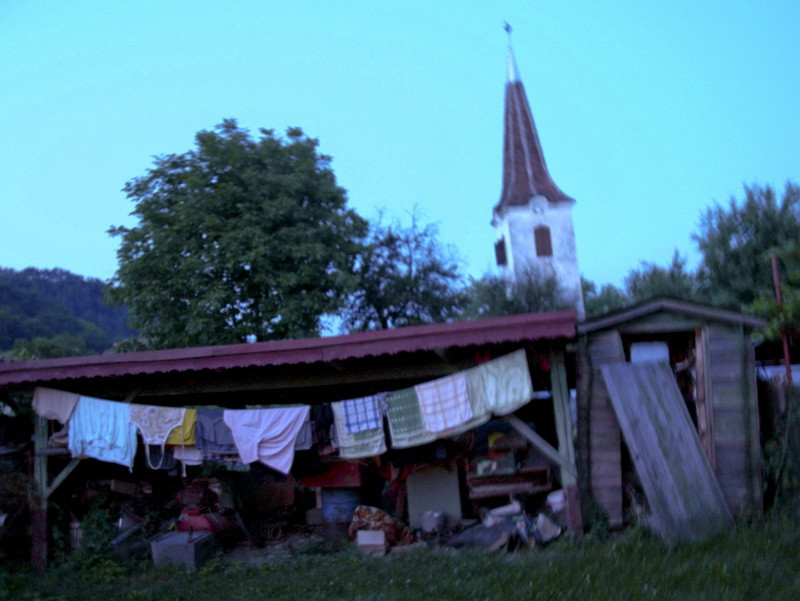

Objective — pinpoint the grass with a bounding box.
[3,516,799,601]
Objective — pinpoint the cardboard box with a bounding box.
[356,529,387,557]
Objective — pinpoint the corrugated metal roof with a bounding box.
[0,310,576,386]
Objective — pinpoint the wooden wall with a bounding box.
[585,331,624,528]
[580,314,763,528]
[700,323,762,515]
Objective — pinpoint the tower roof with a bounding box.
[496,27,573,213]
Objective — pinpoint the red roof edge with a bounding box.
[0,310,576,386]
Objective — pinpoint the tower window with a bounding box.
[494,238,507,266]
[534,226,552,257]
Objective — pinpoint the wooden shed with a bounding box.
[577,297,764,532]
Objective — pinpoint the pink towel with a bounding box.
[32,387,79,424]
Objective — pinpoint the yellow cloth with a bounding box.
[165,408,197,445]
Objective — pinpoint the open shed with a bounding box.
[577,297,764,534]
[0,310,580,567]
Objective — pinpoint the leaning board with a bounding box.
[600,362,733,543]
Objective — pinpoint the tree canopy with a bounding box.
[695,182,800,310]
[624,251,701,304]
[464,267,571,319]
[341,212,464,331]
[109,120,367,349]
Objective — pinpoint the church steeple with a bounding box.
[496,24,572,217]
[492,25,584,319]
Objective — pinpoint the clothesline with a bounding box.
[32,349,534,474]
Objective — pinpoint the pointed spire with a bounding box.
[496,24,572,213]
[504,22,520,82]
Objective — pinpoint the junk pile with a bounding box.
[446,498,562,551]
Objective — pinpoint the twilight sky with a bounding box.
[1,1,798,288]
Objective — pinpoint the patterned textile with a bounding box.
[384,387,436,449]
[130,405,186,445]
[471,350,533,415]
[68,396,138,469]
[331,401,386,459]
[348,505,415,546]
[340,393,386,434]
[414,372,473,433]
[166,408,197,445]
[32,387,79,424]
[130,404,186,469]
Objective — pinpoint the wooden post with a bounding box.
[550,349,582,538]
[31,417,49,571]
[30,417,81,571]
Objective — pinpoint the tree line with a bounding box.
[5,119,797,358]
[0,267,132,359]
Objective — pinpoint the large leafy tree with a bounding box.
[582,277,628,318]
[342,212,464,331]
[694,182,800,310]
[624,250,702,304]
[109,120,367,349]
[749,241,800,341]
[464,266,571,319]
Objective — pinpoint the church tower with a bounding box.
[492,27,585,319]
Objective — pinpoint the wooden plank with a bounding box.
[601,362,733,543]
[549,350,576,485]
[504,415,577,479]
[44,459,80,501]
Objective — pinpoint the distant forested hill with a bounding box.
[0,267,134,355]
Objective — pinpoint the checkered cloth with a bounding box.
[341,393,386,434]
[414,372,473,433]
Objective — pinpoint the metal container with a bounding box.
[149,530,218,570]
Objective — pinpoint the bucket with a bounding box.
[546,489,565,513]
[420,510,443,533]
[321,488,361,523]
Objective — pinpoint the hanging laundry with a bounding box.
[68,396,137,469]
[32,387,79,424]
[331,402,386,459]
[434,369,491,437]
[172,445,203,477]
[165,408,197,445]
[223,407,310,474]
[195,409,238,455]
[471,349,534,415]
[339,393,386,434]
[415,372,473,433]
[130,404,186,469]
[384,387,436,449]
[294,419,313,451]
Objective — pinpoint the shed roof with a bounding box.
[578,296,765,335]
[0,310,576,390]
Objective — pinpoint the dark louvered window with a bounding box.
[494,238,507,266]
[534,226,552,257]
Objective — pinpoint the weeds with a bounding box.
[5,513,800,601]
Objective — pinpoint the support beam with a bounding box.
[503,415,576,479]
[44,459,80,501]
[549,350,576,484]
[549,350,582,536]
